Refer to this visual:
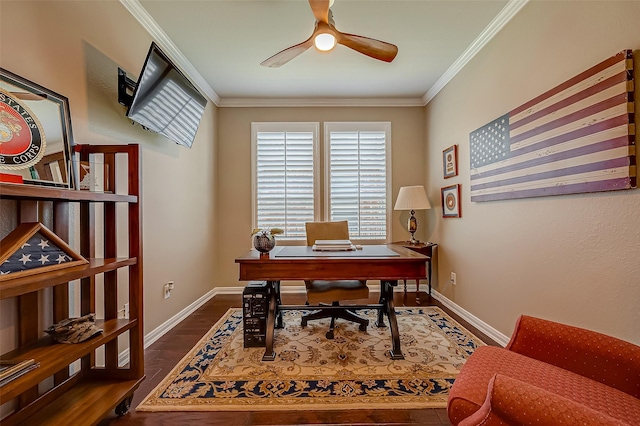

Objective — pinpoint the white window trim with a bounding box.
[251,122,320,243]
[323,122,392,244]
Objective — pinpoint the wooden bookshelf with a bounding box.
[0,144,144,425]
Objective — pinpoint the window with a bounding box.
[325,122,391,241]
[252,122,391,242]
[252,123,319,240]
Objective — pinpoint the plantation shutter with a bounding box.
[254,125,317,240]
[326,123,390,240]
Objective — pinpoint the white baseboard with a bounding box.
[212,286,244,294]
[119,282,508,365]
[430,289,509,347]
[217,284,382,294]
[118,288,218,366]
[201,284,511,347]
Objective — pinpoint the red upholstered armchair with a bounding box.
[448,315,640,425]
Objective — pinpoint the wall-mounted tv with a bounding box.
[120,42,207,148]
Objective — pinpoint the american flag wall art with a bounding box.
[469,50,636,202]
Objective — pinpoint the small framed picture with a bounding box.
[441,184,461,218]
[443,145,458,178]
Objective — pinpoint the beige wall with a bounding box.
[0,1,218,336]
[425,1,640,344]
[3,0,637,348]
[215,107,426,286]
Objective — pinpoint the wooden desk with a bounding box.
[388,241,437,303]
[235,245,428,362]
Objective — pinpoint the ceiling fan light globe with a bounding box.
[314,33,336,51]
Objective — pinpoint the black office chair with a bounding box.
[301,221,369,339]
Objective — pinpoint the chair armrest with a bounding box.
[505,315,640,398]
[459,374,624,426]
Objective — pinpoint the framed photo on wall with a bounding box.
[443,145,458,178]
[441,184,461,218]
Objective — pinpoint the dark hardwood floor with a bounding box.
[99,291,497,426]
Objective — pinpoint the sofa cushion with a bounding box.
[459,374,625,426]
[448,345,640,425]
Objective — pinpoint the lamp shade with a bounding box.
[394,185,431,211]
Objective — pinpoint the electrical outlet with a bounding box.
[164,281,175,299]
[450,272,457,286]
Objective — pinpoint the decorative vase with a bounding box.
[253,234,275,254]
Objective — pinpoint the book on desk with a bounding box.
[312,239,357,251]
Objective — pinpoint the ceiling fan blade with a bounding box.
[308,0,330,24]
[260,36,314,68]
[336,32,398,63]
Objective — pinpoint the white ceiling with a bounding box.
[123,0,526,107]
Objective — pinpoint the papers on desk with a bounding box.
[312,239,356,251]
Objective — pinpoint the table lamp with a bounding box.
[394,185,431,244]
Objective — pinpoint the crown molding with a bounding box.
[217,97,426,108]
[121,0,527,109]
[422,0,529,105]
[119,0,221,106]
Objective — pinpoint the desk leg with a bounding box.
[274,280,283,329]
[382,280,404,360]
[262,280,278,361]
[428,258,432,296]
[376,286,387,328]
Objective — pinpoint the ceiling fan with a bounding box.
[260,0,398,68]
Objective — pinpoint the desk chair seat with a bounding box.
[302,221,370,339]
[304,280,370,304]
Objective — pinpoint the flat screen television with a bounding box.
[124,42,207,148]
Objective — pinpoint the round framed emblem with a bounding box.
[446,193,456,210]
[0,88,46,171]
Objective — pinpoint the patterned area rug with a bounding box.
[137,307,485,412]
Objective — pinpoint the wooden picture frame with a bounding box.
[0,68,76,188]
[443,145,458,178]
[441,184,461,218]
[0,222,87,281]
